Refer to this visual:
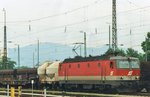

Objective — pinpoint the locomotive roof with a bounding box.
[110,56,139,60]
[63,55,139,63]
[63,55,110,63]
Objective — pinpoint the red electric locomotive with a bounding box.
[58,56,140,92]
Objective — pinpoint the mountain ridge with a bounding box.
[8,42,108,67]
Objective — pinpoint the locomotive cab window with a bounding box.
[131,60,140,68]
[117,59,140,69]
[117,60,129,69]
[110,62,114,69]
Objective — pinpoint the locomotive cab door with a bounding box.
[127,58,134,80]
[109,61,116,80]
[101,61,115,81]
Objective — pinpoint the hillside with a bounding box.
[8,42,108,67]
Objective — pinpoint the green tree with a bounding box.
[104,48,126,56]
[105,48,113,55]
[126,48,139,57]
[0,58,16,69]
[126,48,144,61]
[141,32,150,61]
[104,48,144,61]
[116,49,126,56]
[7,60,16,69]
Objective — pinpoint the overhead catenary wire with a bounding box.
[0,0,149,24]
[0,0,106,24]
[7,16,150,41]
[6,22,149,47]
[0,7,148,40]
[126,0,140,8]
[1,1,149,52]
[5,5,150,39]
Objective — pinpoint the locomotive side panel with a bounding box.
[58,60,117,84]
[57,56,140,92]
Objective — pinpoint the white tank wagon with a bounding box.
[46,61,61,84]
[37,61,53,83]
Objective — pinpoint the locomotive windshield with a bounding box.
[130,61,139,68]
[117,60,129,68]
[117,59,139,69]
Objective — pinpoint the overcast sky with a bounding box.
[0,0,150,53]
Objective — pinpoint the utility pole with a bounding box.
[112,0,117,52]
[130,29,132,48]
[37,39,39,66]
[109,25,111,49]
[33,52,34,68]
[17,45,20,68]
[80,31,87,57]
[84,32,87,57]
[3,8,7,69]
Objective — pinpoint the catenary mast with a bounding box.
[3,8,7,69]
[112,0,117,52]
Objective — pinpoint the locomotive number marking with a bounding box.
[110,71,114,76]
[128,71,133,76]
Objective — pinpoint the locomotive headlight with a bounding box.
[135,76,139,80]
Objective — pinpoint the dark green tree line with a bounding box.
[104,48,144,61]
[0,58,16,69]
[141,32,150,61]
